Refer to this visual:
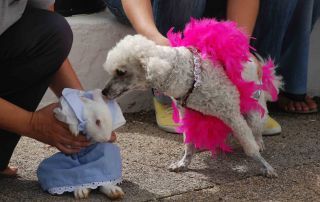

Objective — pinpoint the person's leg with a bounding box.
[312,0,320,29]
[104,0,131,25]
[0,8,73,174]
[276,0,318,112]
[153,0,206,35]
[252,0,298,62]
[151,0,207,132]
[280,0,316,95]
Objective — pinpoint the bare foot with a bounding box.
[277,93,318,113]
[0,166,18,177]
[108,132,117,143]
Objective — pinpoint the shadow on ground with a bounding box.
[1,111,319,201]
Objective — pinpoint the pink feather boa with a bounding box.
[168,18,278,154]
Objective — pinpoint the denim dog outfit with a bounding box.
[37,88,126,195]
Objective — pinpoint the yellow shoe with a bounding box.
[153,98,180,133]
[262,116,281,136]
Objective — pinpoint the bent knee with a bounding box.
[43,11,73,61]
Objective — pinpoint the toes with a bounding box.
[293,102,302,111]
[168,161,187,172]
[305,96,318,110]
[261,167,278,178]
[288,101,296,112]
[74,188,90,199]
[299,102,310,112]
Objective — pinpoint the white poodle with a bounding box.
[102,33,281,178]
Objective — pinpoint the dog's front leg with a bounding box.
[168,139,196,172]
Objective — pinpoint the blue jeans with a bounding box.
[253,0,320,95]
[105,0,320,99]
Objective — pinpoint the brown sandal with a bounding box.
[276,92,318,114]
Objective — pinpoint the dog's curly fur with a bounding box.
[102,34,281,177]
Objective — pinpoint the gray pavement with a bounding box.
[1,111,320,201]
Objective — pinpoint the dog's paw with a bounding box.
[261,167,278,178]
[74,188,91,199]
[168,161,188,172]
[99,184,124,200]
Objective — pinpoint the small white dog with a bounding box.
[37,89,125,199]
[102,33,281,178]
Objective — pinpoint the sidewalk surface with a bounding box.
[1,112,320,201]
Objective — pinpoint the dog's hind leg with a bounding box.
[245,112,265,151]
[168,140,196,172]
[227,114,277,177]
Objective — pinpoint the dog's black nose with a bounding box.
[102,87,109,96]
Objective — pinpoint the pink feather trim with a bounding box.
[262,59,278,101]
[167,18,277,154]
[172,102,232,154]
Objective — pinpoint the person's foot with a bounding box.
[277,92,318,113]
[109,132,117,143]
[0,166,18,177]
[262,116,281,136]
[153,98,179,133]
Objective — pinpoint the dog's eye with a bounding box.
[116,69,126,76]
[95,120,101,127]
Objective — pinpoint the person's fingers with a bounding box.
[72,140,91,148]
[56,143,81,154]
[57,134,87,148]
[58,122,70,130]
[60,135,90,148]
[74,134,90,142]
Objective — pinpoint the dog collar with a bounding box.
[176,47,202,107]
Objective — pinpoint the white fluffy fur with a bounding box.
[102,35,281,177]
[53,89,124,199]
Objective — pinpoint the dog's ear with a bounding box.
[140,56,172,83]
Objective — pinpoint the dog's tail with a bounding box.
[260,57,283,102]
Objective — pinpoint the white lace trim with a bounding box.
[47,178,122,195]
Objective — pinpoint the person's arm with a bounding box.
[121,0,169,45]
[226,0,260,36]
[0,98,89,154]
[50,59,83,96]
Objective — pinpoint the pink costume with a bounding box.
[167,18,278,154]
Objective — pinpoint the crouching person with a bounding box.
[0,0,90,176]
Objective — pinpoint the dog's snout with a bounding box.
[102,87,109,96]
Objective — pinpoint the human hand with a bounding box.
[149,33,170,46]
[26,103,90,154]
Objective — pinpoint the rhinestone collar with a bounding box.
[176,47,202,107]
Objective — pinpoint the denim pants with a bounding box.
[253,0,320,95]
[105,0,320,101]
